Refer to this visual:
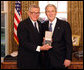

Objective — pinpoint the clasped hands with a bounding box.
[40,44,52,51]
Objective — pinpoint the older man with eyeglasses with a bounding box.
[17,4,52,69]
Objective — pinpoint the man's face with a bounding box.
[28,8,40,21]
[46,6,57,22]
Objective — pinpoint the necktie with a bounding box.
[49,23,52,32]
[34,22,38,31]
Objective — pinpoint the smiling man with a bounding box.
[41,4,73,69]
[17,4,52,69]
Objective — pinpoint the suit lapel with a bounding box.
[27,18,36,32]
[37,21,41,33]
[52,18,60,39]
[28,18,40,34]
[46,21,49,31]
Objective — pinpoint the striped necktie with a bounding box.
[49,23,52,32]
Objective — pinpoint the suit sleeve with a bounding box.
[17,22,37,52]
[64,22,73,61]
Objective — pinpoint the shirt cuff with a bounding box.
[36,46,40,52]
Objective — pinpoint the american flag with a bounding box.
[14,1,22,45]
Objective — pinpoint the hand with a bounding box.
[64,59,71,67]
[40,44,52,51]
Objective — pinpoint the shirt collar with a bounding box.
[30,18,37,26]
[49,18,57,26]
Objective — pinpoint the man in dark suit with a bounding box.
[17,4,52,69]
[42,4,73,69]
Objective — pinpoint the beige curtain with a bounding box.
[67,1,83,48]
[8,1,38,54]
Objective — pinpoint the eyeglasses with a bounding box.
[30,12,40,15]
[46,11,56,13]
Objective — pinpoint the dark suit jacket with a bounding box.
[17,17,42,69]
[42,18,73,69]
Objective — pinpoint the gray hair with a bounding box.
[45,4,57,12]
[29,4,40,11]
